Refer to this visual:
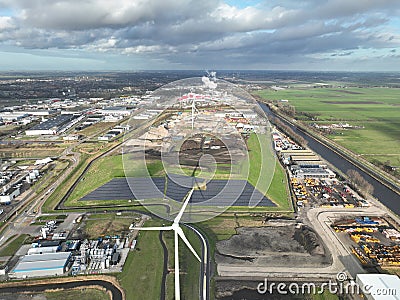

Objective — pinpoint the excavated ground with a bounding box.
[216,220,332,268]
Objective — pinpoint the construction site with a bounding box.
[216,219,332,270]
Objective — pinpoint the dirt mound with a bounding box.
[293,226,325,256]
[216,223,331,268]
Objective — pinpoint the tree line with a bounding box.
[346,169,374,196]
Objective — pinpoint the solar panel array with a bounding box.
[80,174,275,207]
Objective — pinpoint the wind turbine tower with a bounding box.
[133,188,201,300]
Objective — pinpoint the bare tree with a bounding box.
[346,169,374,196]
[268,116,308,147]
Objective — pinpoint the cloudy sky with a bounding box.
[0,0,399,71]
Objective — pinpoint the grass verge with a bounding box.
[117,219,164,300]
[0,234,29,257]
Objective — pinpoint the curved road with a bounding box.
[184,224,211,300]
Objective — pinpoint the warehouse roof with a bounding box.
[357,274,400,300]
[297,168,330,174]
[13,252,71,273]
[30,114,75,131]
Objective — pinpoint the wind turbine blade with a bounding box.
[177,227,201,262]
[174,230,181,300]
[174,188,194,224]
[191,99,195,130]
[132,226,173,231]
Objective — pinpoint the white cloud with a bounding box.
[0,0,399,70]
[0,16,13,29]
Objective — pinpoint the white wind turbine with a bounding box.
[133,188,201,300]
[191,96,199,130]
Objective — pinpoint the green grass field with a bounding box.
[310,290,339,300]
[65,154,164,205]
[66,132,292,212]
[117,219,164,300]
[246,133,290,209]
[46,289,110,300]
[198,217,238,241]
[67,155,125,203]
[256,87,400,169]
[163,226,202,300]
[180,227,202,299]
[0,234,28,257]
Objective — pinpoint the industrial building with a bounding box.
[27,246,59,255]
[0,185,20,204]
[290,166,336,179]
[25,114,78,135]
[356,274,400,300]
[99,107,132,116]
[0,112,29,122]
[9,252,71,279]
[20,110,56,116]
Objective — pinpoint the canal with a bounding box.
[259,103,400,216]
[0,280,123,300]
[223,103,400,300]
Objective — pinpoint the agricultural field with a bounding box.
[0,144,66,158]
[256,87,400,170]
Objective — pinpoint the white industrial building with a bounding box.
[103,115,123,122]
[21,110,56,116]
[9,252,71,279]
[63,134,80,141]
[35,157,52,166]
[290,166,336,179]
[0,112,29,122]
[27,246,59,255]
[356,274,400,300]
[99,107,132,116]
[25,114,77,135]
[0,186,20,204]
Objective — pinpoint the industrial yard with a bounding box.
[332,216,400,268]
[271,127,369,210]
[2,212,143,280]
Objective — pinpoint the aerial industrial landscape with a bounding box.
[0,1,399,299]
[0,70,398,300]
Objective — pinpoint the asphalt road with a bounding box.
[184,223,211,300]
